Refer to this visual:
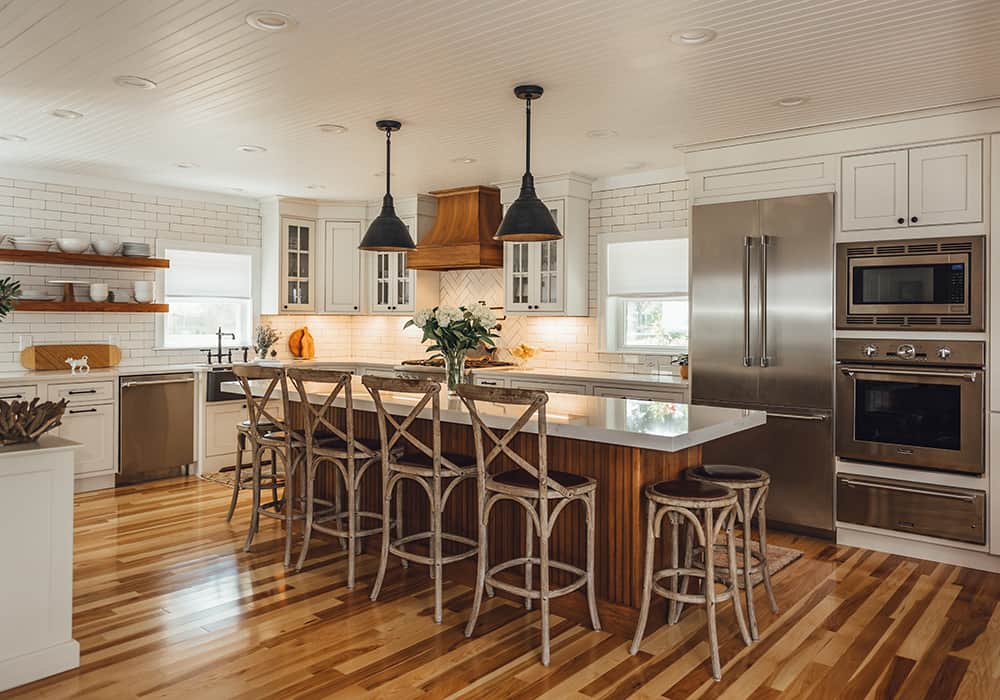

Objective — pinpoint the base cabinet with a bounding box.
[55,404,114,477]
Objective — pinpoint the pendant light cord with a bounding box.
[524,96,532,175]
[385,128,392,196]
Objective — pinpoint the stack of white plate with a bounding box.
[19,290,58,301]
[122,241,151,258]
[11,237,54,252]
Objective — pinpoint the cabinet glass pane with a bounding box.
[288,282,298,304]
[288,252,298,277]
[299,281,309,304]
[299,227,310,251]
[287,226,298,250]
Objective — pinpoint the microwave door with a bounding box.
[847,253,970,317]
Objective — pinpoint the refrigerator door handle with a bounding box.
[766,411,828,421]
[743,236,755,367]
[759,234,771,368]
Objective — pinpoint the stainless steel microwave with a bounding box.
[836,236,984,331]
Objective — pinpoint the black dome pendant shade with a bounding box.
[358,119,416,251]
[494,85,562,242]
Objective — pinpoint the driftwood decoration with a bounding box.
[0,398,68,446]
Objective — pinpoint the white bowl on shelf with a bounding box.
[11,238,53,252]
[92,239,120,256]
[56,238,90,254]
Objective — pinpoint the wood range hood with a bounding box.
[406,185,504,271]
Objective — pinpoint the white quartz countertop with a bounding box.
[0,435,79,458]
[474,366,689,386]
[0,364,210,383]
[225,377,762,453]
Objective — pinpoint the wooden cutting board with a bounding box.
[20,344,122,371]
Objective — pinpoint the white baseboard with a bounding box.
[838,525,1000,573]
[0,639,79,692]
[74,473,115,493]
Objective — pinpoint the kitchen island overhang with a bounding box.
[224,377,766,632]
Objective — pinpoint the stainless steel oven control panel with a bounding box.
[835,338,985,367]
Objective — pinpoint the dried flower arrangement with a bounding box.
[0,398,68,446]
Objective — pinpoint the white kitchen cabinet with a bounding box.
[841,140,983,232]
[56,404,114,476]
[499,174,591,317]
[365,210,439,315]
[908,141,982,226]
[369,249,413,313]
[507,377,588,395]
[841,150,908,231]
[0,384,37,402]
[323,220,363,314]
[473,375,509,388]
[205,401,246,459]
[592,383,688,403]
[280,217,316,312]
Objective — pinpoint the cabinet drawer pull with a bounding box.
[0,393,23,400]
[69,407,98,414]
[68,388,98,395]
[479,380,498,386]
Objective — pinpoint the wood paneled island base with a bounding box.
[275,382,763,634]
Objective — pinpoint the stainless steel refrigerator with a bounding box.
[690,193,835,537]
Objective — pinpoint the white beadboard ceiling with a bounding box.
[0,0,996,200]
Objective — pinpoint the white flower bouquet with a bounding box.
[405,303,499,390]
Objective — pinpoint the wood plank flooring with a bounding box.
[4,477,1000,699]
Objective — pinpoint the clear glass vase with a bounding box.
[443,349,467,394]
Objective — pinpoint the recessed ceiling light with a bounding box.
[623,161,645,171]
[236,144,267,153]
[0,134,27,142]
[670,28,717,45]
[451,157,477,164]
[114,75,157,90]
[586,129,618,139]
[317,123,348,134]
[245,10,297,32]
[305,184,325,190]
[175,162,198,168]
[51,109,83,119]
[777,96,808,107]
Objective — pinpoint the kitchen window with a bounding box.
[599,230,689,353]
[156,242,259,350]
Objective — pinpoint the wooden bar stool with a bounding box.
[288,369,402,587]
[630,479,751,681]
[687,465,777,640]
[456,384,601,667]
[233,364,306,567]
[364,375,479,623]
[225,417,282,522]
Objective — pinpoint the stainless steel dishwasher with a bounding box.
[118,372,196,485]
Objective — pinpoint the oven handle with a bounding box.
[840,478,977,503]
[839,367,980,383]
[767,412,827,422]
[743,236,754,368]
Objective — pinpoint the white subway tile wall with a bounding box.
[0,177,261,370]
[262,179,689,373]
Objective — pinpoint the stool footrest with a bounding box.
[389,531,478,567]
[485,556,588,601]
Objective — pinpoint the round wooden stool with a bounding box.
[687,465,777,640]
[630,479,751,682]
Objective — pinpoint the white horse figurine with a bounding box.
[65,356,90,375]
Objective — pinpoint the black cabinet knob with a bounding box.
[353,306,358,310]
[910,216,918,223]
[897,217,905,224]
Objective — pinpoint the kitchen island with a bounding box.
[229,377,765,630]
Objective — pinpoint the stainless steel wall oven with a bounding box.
[835,338,985,474]
[836,235,984,330]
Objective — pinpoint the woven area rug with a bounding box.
[201,470,237,488]
[707,541,802,586]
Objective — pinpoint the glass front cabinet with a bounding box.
[504,201,565,313]
[279,217,316,312]
[369,217,416,313]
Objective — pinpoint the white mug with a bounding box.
[89,283,109,302]
[133,281,154,303]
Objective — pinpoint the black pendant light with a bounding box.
[494,85,561,242]
[359,119,415,251]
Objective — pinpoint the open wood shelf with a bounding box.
[15,301,168,313]
[0,248,169,269]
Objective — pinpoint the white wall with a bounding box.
[0,174,261,370]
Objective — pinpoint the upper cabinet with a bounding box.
[280,217,316,311]
[841,140,982,232]
[499,174,592,316]
[365,197,439,315]
[323,220,362,314]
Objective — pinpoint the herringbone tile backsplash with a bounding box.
[264,179,689,375]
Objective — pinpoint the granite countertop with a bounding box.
[225,377,762,453]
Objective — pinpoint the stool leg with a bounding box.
[269,449,279,510]
[227,433,244,522]
[283,448,297,568]
[370,474,393,602]
[295,457,315,572]
[741,488,759,641]
[704,507,722,682]
[244,445,262,552]
[759,497,779,613]
[395,479,408,568]
[671,522,694,624]
[630,499,657,655]
[347,459,358,589]
[334,464,347,551]
[432,480,444,624]
[539,503,551,666]
[524,502,534,611]
[667,511,679,624]
[465,492,490,638]
[727,507,752,648]
[585,493,601,632]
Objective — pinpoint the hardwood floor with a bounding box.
[4,476,999,699]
